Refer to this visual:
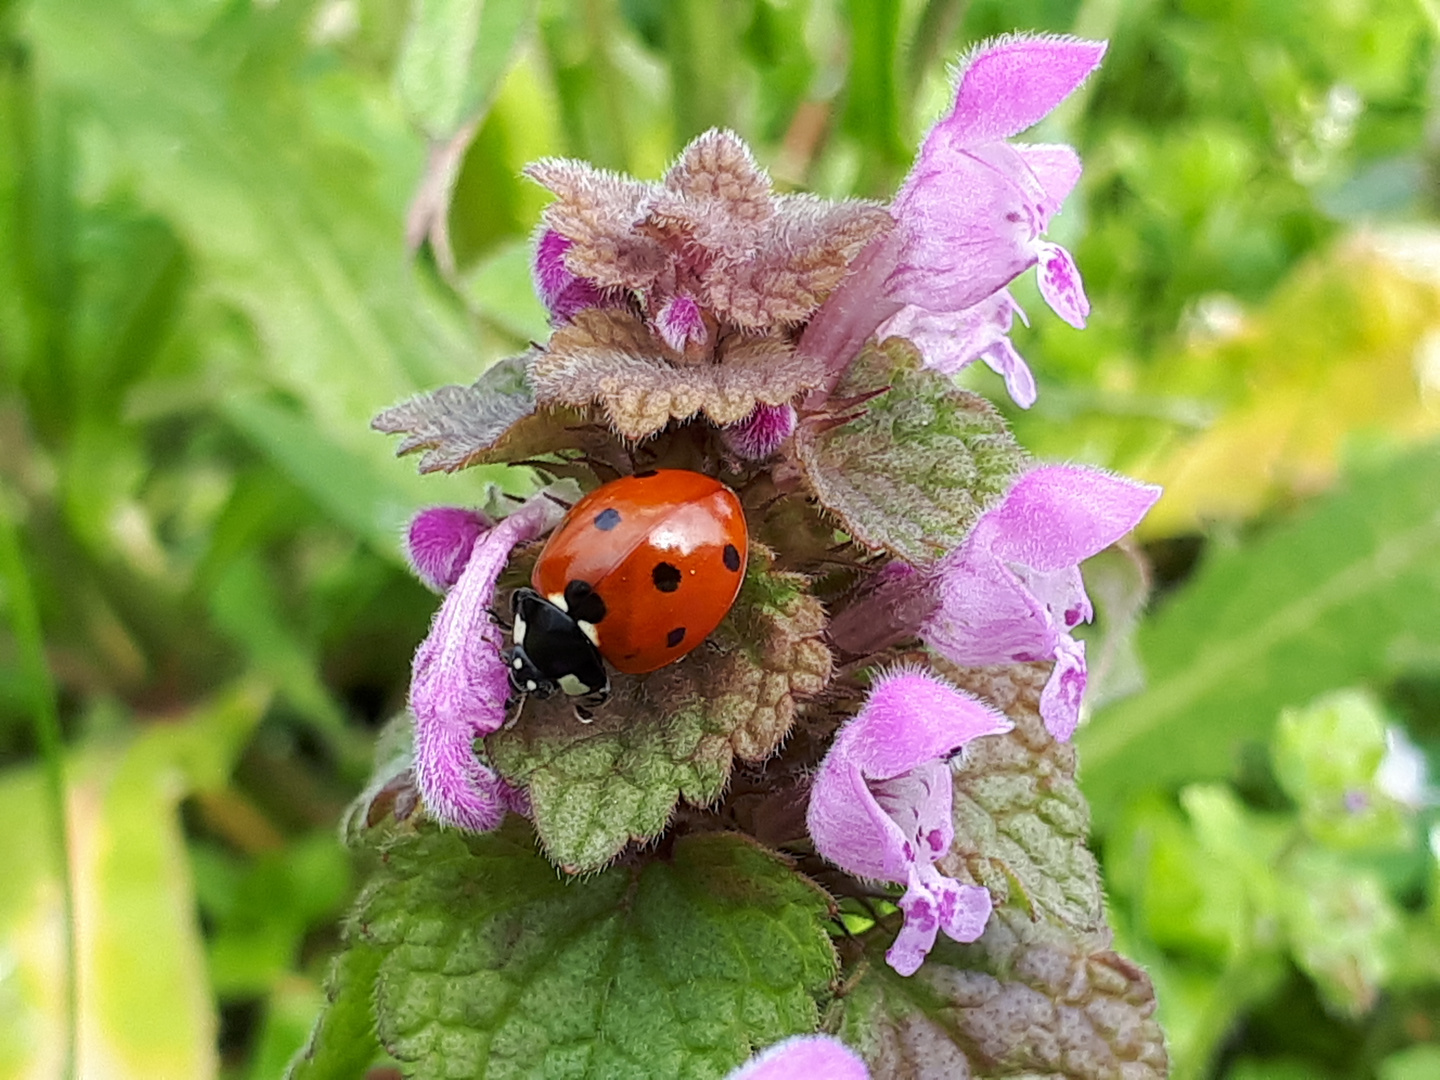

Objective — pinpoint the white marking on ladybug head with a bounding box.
[577,620,600,647]
[525,679,538,692]
[558,674,589,697]
[512,657,523,669]
[548,591,567,612]
[512,613,528,645]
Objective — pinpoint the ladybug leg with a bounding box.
[489,606,513,632]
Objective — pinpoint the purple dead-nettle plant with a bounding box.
[353,32,1169,1080]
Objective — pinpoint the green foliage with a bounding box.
[1079,444,1440,828]
[1105,688,1439,1074]
[2,0,1438,1075]
[346,822,836,1078]
[796,338,1029,565]
[397,0,539,140]
[286,945,387,1080]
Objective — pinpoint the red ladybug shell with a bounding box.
[532,470,748,675]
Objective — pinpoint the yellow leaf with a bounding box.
[1129,230,1440,536]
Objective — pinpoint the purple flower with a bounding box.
[877,291,1036,407]
[801,35,1104,405]
[723,402,797,460]
[727,1035,869,1080]
[406,506,491,592]
[825,465,1158,742]
[408,495,564,831]
[532,229,613,324]
[807,669,1012,976]
[925,465,1157,740]
[655,291,708,352]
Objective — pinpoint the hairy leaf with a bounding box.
[356,823,837,1079]
[530,309,826,439]
[486,551,832,872]
[839,910,1167,1080]
[795,338,1029,564]
[342,712,421,846]
[1079,444,1440,829]
[372,353,588,472]
[397,0,539,139]
[284,945,385,1080]
[939,663,1104,935]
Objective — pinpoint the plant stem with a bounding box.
[0,490,76,1079]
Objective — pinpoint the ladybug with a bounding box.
[506,469,748,709]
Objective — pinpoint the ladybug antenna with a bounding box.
[504,692,528,731]
[541,491,575,510]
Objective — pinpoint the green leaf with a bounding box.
[1271,690,1412,851]
[795,338,1029,564]
[353,823,836,1079]
[486,551,832,872]
[939,663,1104,934]
[0,684,269,1079]
[27,0,488,497]
[396,0,539,139]
[285,944,386,1080]
[1078,444,1440,829]
[223,395,462,561]
[1280,850,1402,1017]
[342,712,420,845]
[838,909,1168,1080]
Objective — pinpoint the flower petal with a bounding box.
[406,506,490,592]
[409,497,562,831]
[840,669,1012,780]
[984,465,1161,572]
[532,228,613,322]
[727,1035,869,1080]
[921,537,1059,666]
[1040,635,1087,741]
[807,672,1010,883]
[940,35,1107,146]
[889,871,943,977]
[655,291,707,352]
[1035,241,1090,328]
[412,717,525,833]
[878,291,1039,409]
[888,141,1039,314]
[1016,143,1083,223]
[722,402,796,460]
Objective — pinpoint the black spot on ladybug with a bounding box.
[722,544,741,572]
[593,508,622,531]
[666,627,686,648]
[633,469,658,478]
[564,579,607,624]
[652,562,682,593]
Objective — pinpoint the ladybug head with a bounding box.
[506,587,610,707]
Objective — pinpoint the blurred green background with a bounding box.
[2,0,1440,1077]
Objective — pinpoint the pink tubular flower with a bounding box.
[406,506,491,592]
[723,402,797,460]
[727,1035,869,1080]
[655,292,707,352]
[802,35,1105,405]
[825,465,1159,742]
[807,670,1012,976]
[532,229,613,323]
[920,465,1159,741]
[408,496,564,831]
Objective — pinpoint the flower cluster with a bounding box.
[375,33,1157,1006]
